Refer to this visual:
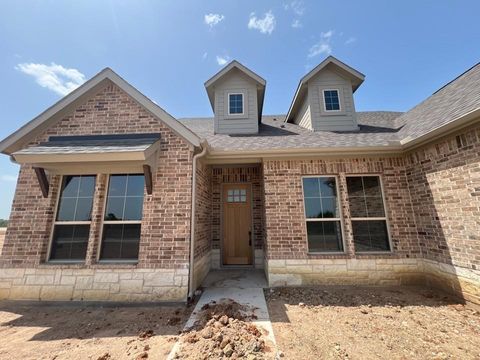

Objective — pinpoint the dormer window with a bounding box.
[228,93,244,115]
[323,89,341,111]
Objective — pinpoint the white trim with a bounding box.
[285,55,365,123]
[322,88,342,113]
[227,92,245,116]
[204,60,266,117]
[301,175,346,253]
[345,174,393,253]
[204,60,266,88]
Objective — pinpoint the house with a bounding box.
[0,56,478,304]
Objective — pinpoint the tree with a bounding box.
[0,219,8,227]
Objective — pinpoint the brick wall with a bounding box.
[194,160,212,259]
[406,123,480,271]
[0,228,5,254]
[262,157,420,260]
[1,82,194,271]
[192,160,212,288]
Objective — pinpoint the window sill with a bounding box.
[307,252,348,256]
[355,251,393,255]
[96,260,139,265]
[46,260,85,265]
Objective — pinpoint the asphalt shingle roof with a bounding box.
[396,62,480,141]
[179,112,403,151]
[179,63,480,152]
[14,133,161,155]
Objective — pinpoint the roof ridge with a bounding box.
[432,62,480,95]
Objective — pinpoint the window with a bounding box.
[346,176,390,252]
[50,175,96,261]
[302,177,343,252]
[100,174,145,261]
[323,89,340,111]
[227,189,247,203]
[228,93,244,114]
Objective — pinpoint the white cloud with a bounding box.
[0,175,17,183]
[285,1,304,29]
[284,1,305,16]
[202,52,208,60]
[15,62,85,96]
[248,11,276,35]
[216,55,230,66]
[308,30,334,58]
[345,37,356,45]
[204,13,225,27]
[291,19,302,28]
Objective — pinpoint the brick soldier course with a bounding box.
[0,58,479,304]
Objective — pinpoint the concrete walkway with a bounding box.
[167,270,277,359]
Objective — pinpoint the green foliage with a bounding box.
[0,219,8,227]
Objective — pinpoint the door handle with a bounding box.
[249,231,252,246]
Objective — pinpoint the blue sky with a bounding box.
[0,0,479,219]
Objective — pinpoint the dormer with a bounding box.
[285,56,365,131]
[205,61,266,134]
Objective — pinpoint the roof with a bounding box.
[396,62,480,145]
[3,59,480,159]
[12,133,161,164]
[0,68,200,155]
[13,133,161,156]
[179,111,404,152]
[286,56,365,123]
[204,60,266,121]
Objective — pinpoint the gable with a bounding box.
[31,82,189,149]
[0,68,200,155]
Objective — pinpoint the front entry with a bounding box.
[222,184,253,265]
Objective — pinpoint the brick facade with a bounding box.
[192,160,212,289]
[406,123,480,271]
[262,125,480,303]
[0,82,194,301]
[0,80,479,303]
[262,157,420,260]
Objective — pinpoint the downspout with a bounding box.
[188,140,208,300]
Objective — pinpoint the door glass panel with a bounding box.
[226,188,247,203]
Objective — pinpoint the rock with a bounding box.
[97,353,111,360]
[219,315,229,325]
[277,350,285,357]
[201,328,213,339]
[220,337,231,349]
[223,343,234,357]
[214,321,224,329]
[135,352,148,360]
[299,302,305,307]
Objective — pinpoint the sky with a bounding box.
[0,0,479,219]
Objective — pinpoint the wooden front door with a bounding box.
[222,184,252,265]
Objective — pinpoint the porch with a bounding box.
[192,163,267,291]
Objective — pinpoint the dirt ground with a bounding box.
[0,302,192,360]
[265,286,480,360]
[173,298,275,360]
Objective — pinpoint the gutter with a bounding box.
[206,142,404,160]
[187,140,208,300]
